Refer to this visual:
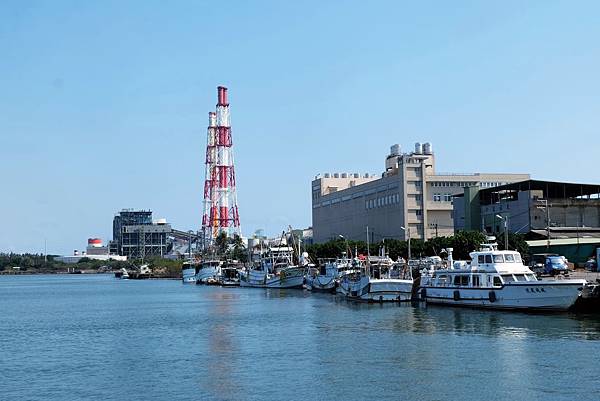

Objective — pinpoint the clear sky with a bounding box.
[1,0,599,254]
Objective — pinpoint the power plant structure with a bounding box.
[201,86,241,249]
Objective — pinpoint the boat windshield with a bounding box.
[505,254,515,263]
[493,255,504,263]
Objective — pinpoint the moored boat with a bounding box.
[419,241,586,311]
[219,264,241,287]
[195,259,223,285]
[239,246,305,289]
[305,257,356,293]
[338,256,414,302]
[182,261,197,283]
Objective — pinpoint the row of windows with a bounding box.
[431,181,475,187]
[430,181,508,188]
[365,194,400,209]
[432,193,453,202]
[480,182,508,188]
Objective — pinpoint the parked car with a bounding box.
[584,258,598,272]
[544,256,569,276]
[529,253,558,275]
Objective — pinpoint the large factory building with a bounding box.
[110,209,172,259]
[311,143,529,243]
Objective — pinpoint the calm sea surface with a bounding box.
[1,274,600,401]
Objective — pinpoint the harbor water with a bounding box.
[1,274,600,401]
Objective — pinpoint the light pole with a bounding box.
[495,215,508,250]
[188,230,194,260]
[400,226,411,261]
[338,234,350,258]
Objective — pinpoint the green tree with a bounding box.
[452,231,486,260]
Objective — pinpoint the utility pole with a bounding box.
[537,199,551,250]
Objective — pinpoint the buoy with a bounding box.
[453,290,460,301]
[488,291,497,303]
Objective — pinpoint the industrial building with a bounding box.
[453,179,600,262]
[312,142,529,243]
[110,209,172,259]
[55,238,127,264]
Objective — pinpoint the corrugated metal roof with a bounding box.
[527,238,600,247]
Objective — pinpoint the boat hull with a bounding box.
[240,267,305,289]
[420,280,585,311]
[182,268,196,283]
[196,266,220,284]
[304,275,337,293]
[339,276,413,302]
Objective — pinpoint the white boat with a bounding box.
[419,242,586,311]
[120,268,129,280]
[338,257,414,302]
[181,261,197,283]
[195,260,223,285]
[239,246,305,289]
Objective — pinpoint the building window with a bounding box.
[415,181,422,187]
[433,194,441,202]
[444,194,452,202]
[415,210,423,216]
[415,194,422,202]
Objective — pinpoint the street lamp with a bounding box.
[338,234,350,258]
[495,215,509,250]
[400,226,411,261]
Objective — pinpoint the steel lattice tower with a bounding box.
[201,86,241,247]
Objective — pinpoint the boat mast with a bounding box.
[366,226,370,277]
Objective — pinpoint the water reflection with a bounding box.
[398,304,600,341]
[199,289,239,400]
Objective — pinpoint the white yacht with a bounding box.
[181,261,197,283]
[338,256,414,302]
[195,259,223,285]
[419,243,586,311]
[239,246,305,289]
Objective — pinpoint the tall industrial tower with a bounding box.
[201,86,241,247]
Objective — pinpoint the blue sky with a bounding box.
[1,0,599,254]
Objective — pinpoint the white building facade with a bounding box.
[311,143,529,243]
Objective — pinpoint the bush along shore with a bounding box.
[0,253,184,278]
[304,231,530,263]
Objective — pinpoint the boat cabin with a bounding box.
[423,248,539,289]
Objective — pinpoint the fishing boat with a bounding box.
[195,259,223,285]
[181,261,197,283]
[239,245,306,289]
[118,268,129,280]
[338,256,414,302]
[219,264,241,287]
[418,241,586,311]
[305,256,356,293]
